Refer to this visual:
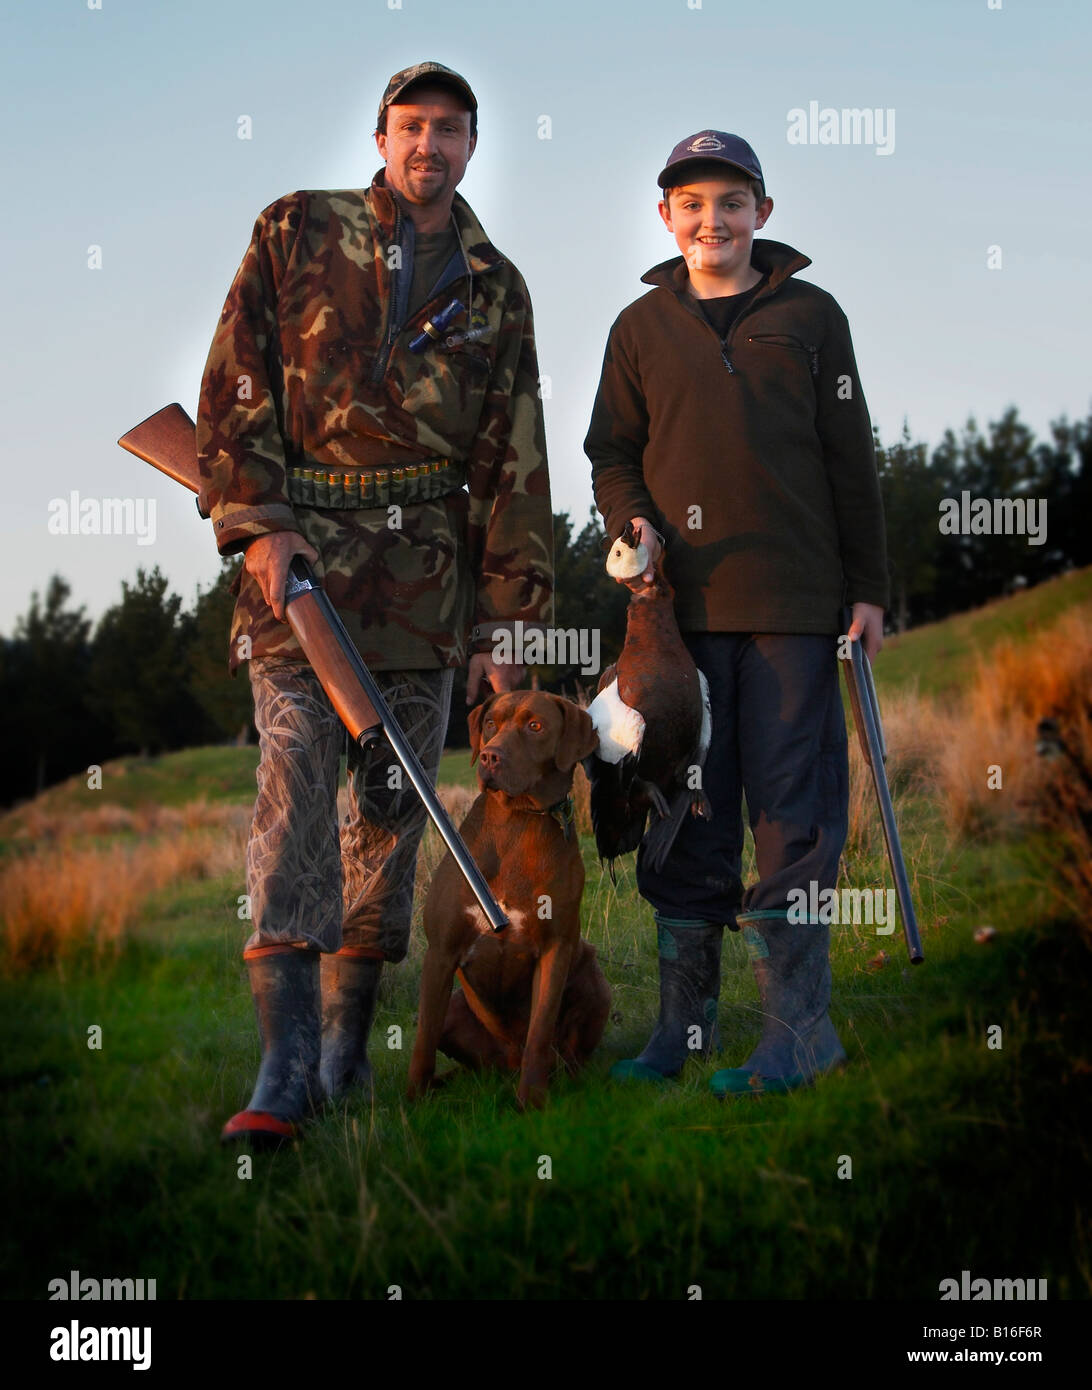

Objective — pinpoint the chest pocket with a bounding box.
[439,344,492,374]
[399,339,494,437]
[747,333,820,378]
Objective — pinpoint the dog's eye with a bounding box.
[484,719,496,732]
[527,720,542,732]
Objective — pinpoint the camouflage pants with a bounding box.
[245,657,454,961]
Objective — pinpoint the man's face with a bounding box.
[658,175,772,278]
[376,87,476,211]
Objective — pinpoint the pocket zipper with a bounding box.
[748,335,820,377]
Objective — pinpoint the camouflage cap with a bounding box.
[378,61,477,125]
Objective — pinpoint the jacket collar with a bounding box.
[368,169,505,276]
[640,237,811,299]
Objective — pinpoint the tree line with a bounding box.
[1,404,1087,808]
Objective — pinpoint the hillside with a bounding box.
[4,566,1088,837]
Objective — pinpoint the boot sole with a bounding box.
[220,1109,300,1148]
[710,1055,846,1098]
[610,1059,678,1083]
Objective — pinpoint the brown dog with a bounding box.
[407,690,610,1109]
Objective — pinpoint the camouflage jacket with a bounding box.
[196,172,554,674]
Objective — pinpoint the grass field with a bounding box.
[2,573,1090,1300]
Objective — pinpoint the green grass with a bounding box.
[1,809,1088,1300]
[875,567,1092,700]
[6,564,1087,832]
[2,745,260,824]
[2,571,1090,1300]
[435,746,479,791]
[3,743,476,837]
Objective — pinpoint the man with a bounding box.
[197,62,553,1146]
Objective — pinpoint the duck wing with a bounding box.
[638,669,713,873]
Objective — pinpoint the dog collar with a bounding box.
[526,794,575,842]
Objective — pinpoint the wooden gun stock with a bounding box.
[119,403,380,738]
[117,404,508,931]
[118,403,208,500]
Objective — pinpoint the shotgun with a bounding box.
[840,608,923,964]
[118,402,508,932]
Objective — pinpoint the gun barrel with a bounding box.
[286,560,508,931]
[117,403,508,933]
[840,613,924,965]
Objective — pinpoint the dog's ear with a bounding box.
[467,693,498,764]
[552,696,599,772]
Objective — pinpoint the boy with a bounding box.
[584,131,888,1095]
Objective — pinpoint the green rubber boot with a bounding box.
[611,916,723,1082]
[220,946,322,1147]
[710,910,845,1097]
[320,951,382,1101]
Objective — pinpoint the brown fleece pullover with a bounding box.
[585,238,889,634]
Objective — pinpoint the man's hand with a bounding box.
[848,602,885,662]
[243,531,319,623]
[630,516,663,584]
[466,652,525,706]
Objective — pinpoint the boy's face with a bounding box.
[658,175,772,280]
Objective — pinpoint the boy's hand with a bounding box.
[630,516,663,583]
[848,603,885,662]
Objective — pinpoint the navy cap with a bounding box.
[378,61,477,126]
[657,131,764,193]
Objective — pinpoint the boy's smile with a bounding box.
[659,176,773,297]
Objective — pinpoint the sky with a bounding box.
[1,0,1089,636]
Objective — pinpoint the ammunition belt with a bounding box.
[286,460,466,510]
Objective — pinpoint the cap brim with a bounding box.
[383,74,477,115]
[657,156,760,189]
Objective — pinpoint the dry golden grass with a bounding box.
[927,607,1092,838]
[8,601,1090,976]
[842,607,1092,846]
[571,760,593,838]
[5,798,251,846]
[0,815,249,974]
[413,784,475,892]
[1,784,484,976]
[843,607,1092,948]
[1034,700,1092,937]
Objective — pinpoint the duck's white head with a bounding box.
[605,535,649,581]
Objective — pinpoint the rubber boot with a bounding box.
[320,950,382,1101]
[710,910,846,1097]
[611,916,723,1082]
[220,946,322,1147]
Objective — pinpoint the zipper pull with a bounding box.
[721,348,735,372]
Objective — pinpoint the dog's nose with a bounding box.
[479,746,501,772]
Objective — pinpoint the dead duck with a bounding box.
[585,523,711,874]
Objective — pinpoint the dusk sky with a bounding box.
[2,0,1088,636]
